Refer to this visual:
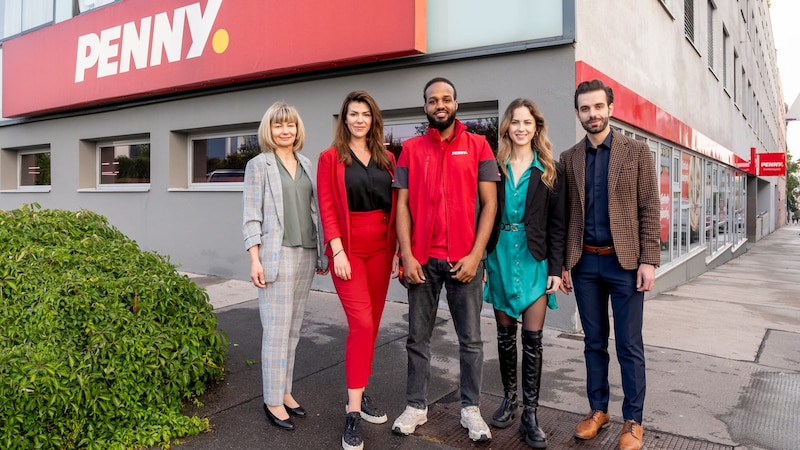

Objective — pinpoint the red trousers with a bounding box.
[330,210,393,389]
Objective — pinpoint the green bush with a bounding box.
[0,205,227,449]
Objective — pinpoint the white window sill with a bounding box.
[170,183,244,192]
[1,186,52,193]
[78,185,151,193]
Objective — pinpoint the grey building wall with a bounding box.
[2,0,786,334]
[0,46,582,331]
[574,0,784,161]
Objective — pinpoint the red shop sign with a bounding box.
[758,152,787,177]
[2,0,425,117]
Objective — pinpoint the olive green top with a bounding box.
[276,156,316,249]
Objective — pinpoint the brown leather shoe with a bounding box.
[574,410,610,439]
[617,420,644,450]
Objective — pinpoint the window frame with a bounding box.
[95,138,151,192]
[684,0,695,43]
[0,0,56,42]
[75,0,117,15]
[722,26,730,91]
[16,147,52,192]
[187,129,259,191]
[707,0,716,71]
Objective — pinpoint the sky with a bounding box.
[770,0,800,159]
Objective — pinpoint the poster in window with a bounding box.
[659,148,671,248]
[688,156,702,239]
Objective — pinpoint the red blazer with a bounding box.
[316,147,397,257]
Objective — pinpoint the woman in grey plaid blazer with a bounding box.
[242,102,328,431]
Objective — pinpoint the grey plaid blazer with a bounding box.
[242,151,327,283]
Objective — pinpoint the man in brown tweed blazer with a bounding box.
[559,80,660,450]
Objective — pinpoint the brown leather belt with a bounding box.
[583,244,615,256]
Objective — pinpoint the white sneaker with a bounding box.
[460,406,491,442]
[391,405,428,435]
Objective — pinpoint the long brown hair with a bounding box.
[332,91,392,169]
[497,98,556,190]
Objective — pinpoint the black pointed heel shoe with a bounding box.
[264,404,295,430]
[285,404,307,418]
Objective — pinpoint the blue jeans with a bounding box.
[572,252,646,423]
[405,257,484,408]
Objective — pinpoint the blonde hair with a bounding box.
[497,98,556,190]
[258,102,306,152]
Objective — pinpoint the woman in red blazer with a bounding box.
[317,91,397,450]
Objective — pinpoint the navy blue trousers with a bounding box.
[571,251,645,423]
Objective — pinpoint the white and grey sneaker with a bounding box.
[360,394,388,424]
[391,405,428,435]
[460,406,491,442]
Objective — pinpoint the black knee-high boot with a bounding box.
[491,324,519,428]
[520,329,547,448]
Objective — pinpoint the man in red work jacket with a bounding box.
[391,77,499,443]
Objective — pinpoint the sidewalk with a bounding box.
[175,223,800,450]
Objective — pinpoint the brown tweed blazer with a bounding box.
[560,129,661,271]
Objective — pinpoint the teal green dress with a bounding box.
[484,153,557,318]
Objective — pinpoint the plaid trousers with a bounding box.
[258,246,316,406]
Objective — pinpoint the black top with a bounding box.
[345,150,392,212]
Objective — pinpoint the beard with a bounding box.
[580,115,609,134]
[426,110,456,131]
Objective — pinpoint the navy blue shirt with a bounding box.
[584,132,613,246]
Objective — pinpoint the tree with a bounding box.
[34,152,51,186]
[463,118,499,153]
[787,152,799,217]
[116,144,150,182]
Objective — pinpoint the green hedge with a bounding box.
[0,205,227,449]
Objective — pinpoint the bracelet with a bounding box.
[333,249,344,257]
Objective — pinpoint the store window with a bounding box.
[18,149,51,190]
[190,131,258,186]
[670,147,684,258]
[0,0,53,40]
[613,122,744,266]
[687,154,702,250]
[1,146,51,191]
[733,171,746,243]
[704,160,714,248]
[658,144,672,264]
[709,163,723,253]
[717,166,731,246]
[97,139,150,188]
[384,104,498,160]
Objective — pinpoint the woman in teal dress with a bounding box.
[484,98,566,449]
